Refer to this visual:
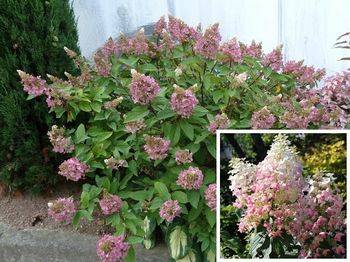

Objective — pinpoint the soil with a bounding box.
[0,181,111,236]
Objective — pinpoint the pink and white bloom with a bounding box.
[159,200,181,222]
[176,166,204,190]
[58,157,89,181]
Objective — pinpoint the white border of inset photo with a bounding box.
[216,129,349,262]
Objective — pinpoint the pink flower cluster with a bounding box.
[194,23,221,59]
[229,135,346,258]
[47,125,74,153]
[99,193,123,215]
[159,200,181,222]
[125,119,146,134]
[279,77,349,129]
[144,135,170,160]
[290,173,346,258]
[176,166,204,190]
[118,28,153,56]
[58,157,89,181]
[170,85,198,118]
[168,15,199,43]
[48,197,76,223]
[283,60,325,84]
[262,45,283,71]
[18,70,47,97]
[251,107,276,129]
[94,38,119,76]
[208,113,230,133]
[175,149,193,165]
[96,234,129,262]
[103,97,123,109]
[205,184,216,211]
[154,16,166,35]
[220,38,243,63]
[241,40,263,58]
[129,69,160,105]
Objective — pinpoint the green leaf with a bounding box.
[179,120,194,141]
[154,182,171,200]
[91,102,102,113]
[167,226,189,259]
[124,106,149,123]
[143,216,156,237]
[205,208,216,228]
[172,191,188,204]
[129,190,153,201]
[75,124,88,143]
[140,63,158,72]
[250,227,268,258]
[124,246,136,262]
[176,250,198,262]
[150,197,163,210]
[79,101,91,112]
[187,190,200,208]
[95,131,113,142]
[127,236,144,244]
[157,108,175,120]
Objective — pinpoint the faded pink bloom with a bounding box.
[194,23,221,59]
[144,135,170,160]
[262,45,283,71]
[129,69,160,105]
[170,85,198,118]
[103,97,123,109]
[48,197,76,223]
[104,157,127,170]
[208,113,230,133]
[333,245,345,255]
[283,60,325,84]
[168,15,199,43]
[251,107,276,129]
[176,166,204,190]
[157,30,175,51]
[205,184,216,211]
[220,38,243,63]
[101,37,119,57]
[58,157,89,181]
[154,16,167,35]
[99,193,123,215]
[334,232,344,242]
[159,200,181,222]
[125,119,146,134]
[94,50,111,77]
[175,149,193,165]
[241,40,262,58]
[47,125,74,153]
[96,234,129,262]
[45,87,69,108]
[18,70,47,97]
[128,28,150,56]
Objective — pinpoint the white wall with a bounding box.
[71,0,350,74]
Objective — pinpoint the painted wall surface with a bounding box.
[71,0,350,73]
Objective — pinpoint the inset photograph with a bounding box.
[219,132,347,259]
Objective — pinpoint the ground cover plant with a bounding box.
[223,134,346,258]
[19,15,349,261]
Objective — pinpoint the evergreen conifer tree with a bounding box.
[0,0,80,193]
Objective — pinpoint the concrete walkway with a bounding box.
[0,223,169,262]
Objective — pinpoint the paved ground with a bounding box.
[0,222,169,262]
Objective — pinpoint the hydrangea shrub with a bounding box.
[19,15,349,261]
[229,135,346,258]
